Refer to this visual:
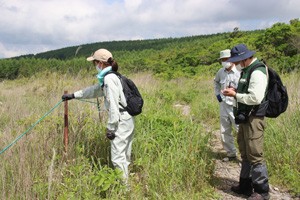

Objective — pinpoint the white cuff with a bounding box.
[74,90,83,98]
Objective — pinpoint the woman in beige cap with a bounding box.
[62,49,135,184]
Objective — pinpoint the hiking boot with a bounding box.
[231,184,253,197]
[222,156,237,162]
[231,178,253,196]
[247,192,270,200]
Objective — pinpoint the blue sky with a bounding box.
[0,0,299,58]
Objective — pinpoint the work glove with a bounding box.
[62,93,75,101]
[216,94,223,102]
[106,129,116,140]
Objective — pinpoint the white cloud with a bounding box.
[0,0,299,58]
[0,42,23,58]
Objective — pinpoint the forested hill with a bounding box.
[0,19,299,80]
[17,33,230,60]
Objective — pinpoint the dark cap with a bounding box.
[227,44,255,62]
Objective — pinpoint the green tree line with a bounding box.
[0,19,299,80]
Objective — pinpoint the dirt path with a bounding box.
[210,129,297,200]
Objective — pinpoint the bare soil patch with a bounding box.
[210,129,297,200]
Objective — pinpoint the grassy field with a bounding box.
[0,71,299,199]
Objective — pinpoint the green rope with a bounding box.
[76,99,98,105]
[76,99,102,112]
[0,100,63,155]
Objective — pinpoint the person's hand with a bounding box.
[62,93,75,101]
[106,129,116,140]
[222,88,237,97]
[216,94,223,102]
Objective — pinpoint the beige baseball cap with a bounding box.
[219,49,231,60]
[86,49,113,62]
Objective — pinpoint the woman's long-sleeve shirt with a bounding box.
[73,73,130,131]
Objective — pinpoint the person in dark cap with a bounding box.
[222,44,270,200]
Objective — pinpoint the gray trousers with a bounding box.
[220,102,238,157]
[111,113,134,183]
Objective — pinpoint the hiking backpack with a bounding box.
[104,71,144,116]
[248,62,288,118]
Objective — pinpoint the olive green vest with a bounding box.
[235,60,267,115]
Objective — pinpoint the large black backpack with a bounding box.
[249,63,288,118]
[104,71,144,116]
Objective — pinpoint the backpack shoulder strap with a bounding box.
[247,62,270,115]
[246,62,267,84]
[103,71,127,109]
[102,71,122,88]
[105,70,122,78]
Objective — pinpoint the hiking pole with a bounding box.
[64,91,69,153]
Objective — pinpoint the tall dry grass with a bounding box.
[0,72,218,199]
[0,71,299,199]
[264,73,300,195]
[0,72,102,199]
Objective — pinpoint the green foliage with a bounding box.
[230,27,245,39]
[0,73,219,199]
[255,20,300,58]
[1,71,300,198]
[1,19,299,79]
[130,76,218,199]
[265,114,300,195]
[275,55,300,73]
[91,165,124,193]
[1,18,300,199]
[265,23,292,54]
[262,73,300,196]
[49,157,124,199]
[0,57,93,80]
[0,59,19,79]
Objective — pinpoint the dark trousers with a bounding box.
[237,116,269,194]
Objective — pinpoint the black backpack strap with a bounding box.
[104,70,121,79]
[103,71,127,111]
[110,70,121,76]
[246,62,266,84]
[101,70,121,88]
[247,62,268,116]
